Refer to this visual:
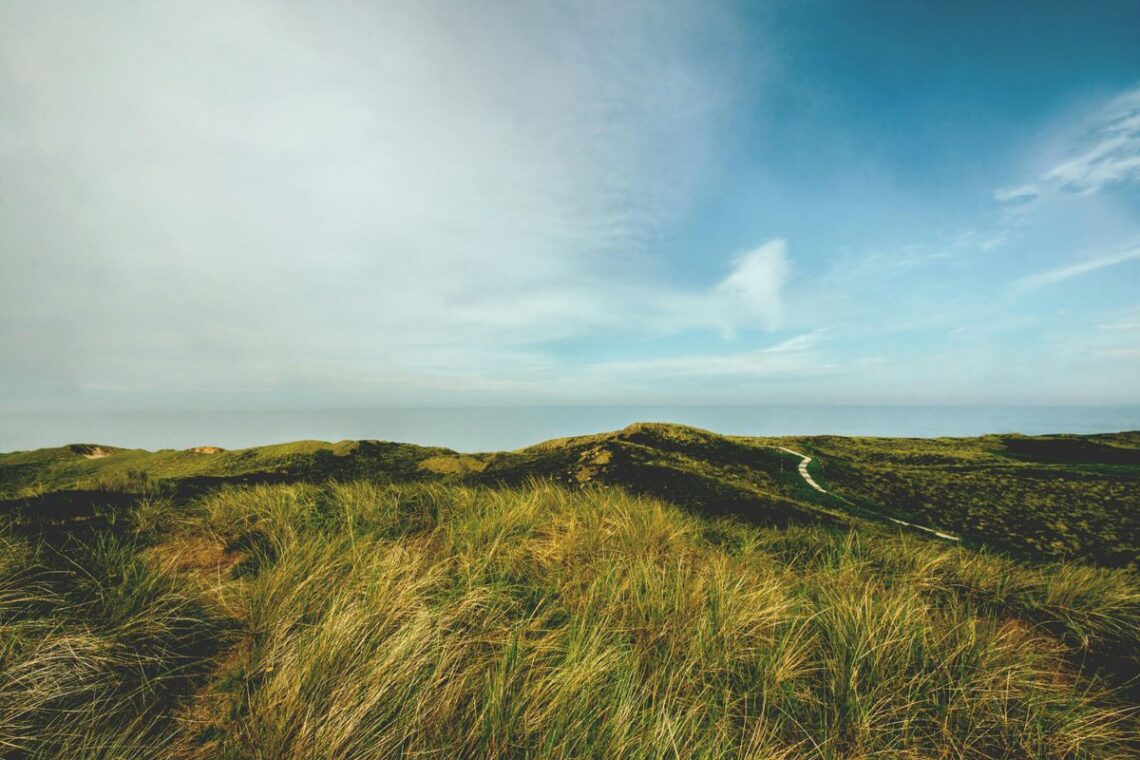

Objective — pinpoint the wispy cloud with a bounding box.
[711,239,790,334]
[0,0,764,401]
[579,328,828,381]
[1011,246,1140,294]
[996,87,1140,201]
[436,237,794,348]
[991,184,1040,204]
[1097,320,1140,331]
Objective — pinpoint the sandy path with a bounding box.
[777,446,828,493]
[776,445,960,542]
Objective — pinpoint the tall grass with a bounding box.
[0,528,221,758]
[192,481,1138,758]
[2,480,1137,757]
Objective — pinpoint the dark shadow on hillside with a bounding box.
[1000,435,1140,466]
[476,423,846,528]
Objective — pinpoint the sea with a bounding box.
[2,405,1139,454]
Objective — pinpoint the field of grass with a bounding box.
[4,423,1136,567]
[2,480,1137,758]
[2,424,1138,757]
[793,433,1140,567]
[0,439,450,500]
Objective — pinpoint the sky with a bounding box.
[2,0,1139,412]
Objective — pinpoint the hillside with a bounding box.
[3,423,1138,566]
[2,424,1139,757]
[789,432,1140,567]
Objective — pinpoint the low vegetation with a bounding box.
[796,433,1140,566]
[1,424,1138,757]
[0,478,1135,757]
[4,424,1136,566]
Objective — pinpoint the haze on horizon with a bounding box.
[2,0,1139,413]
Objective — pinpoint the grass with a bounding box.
[4,423,1137,566]
[1,423,1138,756]
[0,527,222,757]
[2,478,1137,758]
[0,439,453,501]
[793,433,1140,566]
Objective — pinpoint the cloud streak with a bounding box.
[575,329,829,386]
[1011,246,1140,294]
[995,87,1140,202]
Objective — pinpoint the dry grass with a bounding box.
[2,480,1138,758]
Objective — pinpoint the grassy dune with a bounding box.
[2,479,1138,758]
[796,433,1140,566]
[3,423,1138,566]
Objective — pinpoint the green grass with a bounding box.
[0,439,453,500]
[2,423,1138,756]
[0,528,222,757]
[1,478,1137,758]
[5,423,1136,566]
[792,433,1140,566]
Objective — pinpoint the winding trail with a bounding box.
[777,446,828,493]
[776,445,960,542]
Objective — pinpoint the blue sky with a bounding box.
[2,0,1139,409]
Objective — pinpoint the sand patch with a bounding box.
[69,444,117,459]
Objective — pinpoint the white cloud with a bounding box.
[1011,246,1140,294]
[579,328,826,382]
[991,184,1040,204]
[712,239,790,333]
[411,236,795,348]
[0,0,770,402]
[996,87,1140,201]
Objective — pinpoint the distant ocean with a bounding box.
[2,405,1139,454]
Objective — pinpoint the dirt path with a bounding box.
[777,446,828,493]
[777,445,960,542]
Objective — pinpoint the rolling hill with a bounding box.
[2,424,1139,757]
[3,423,1137,566]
